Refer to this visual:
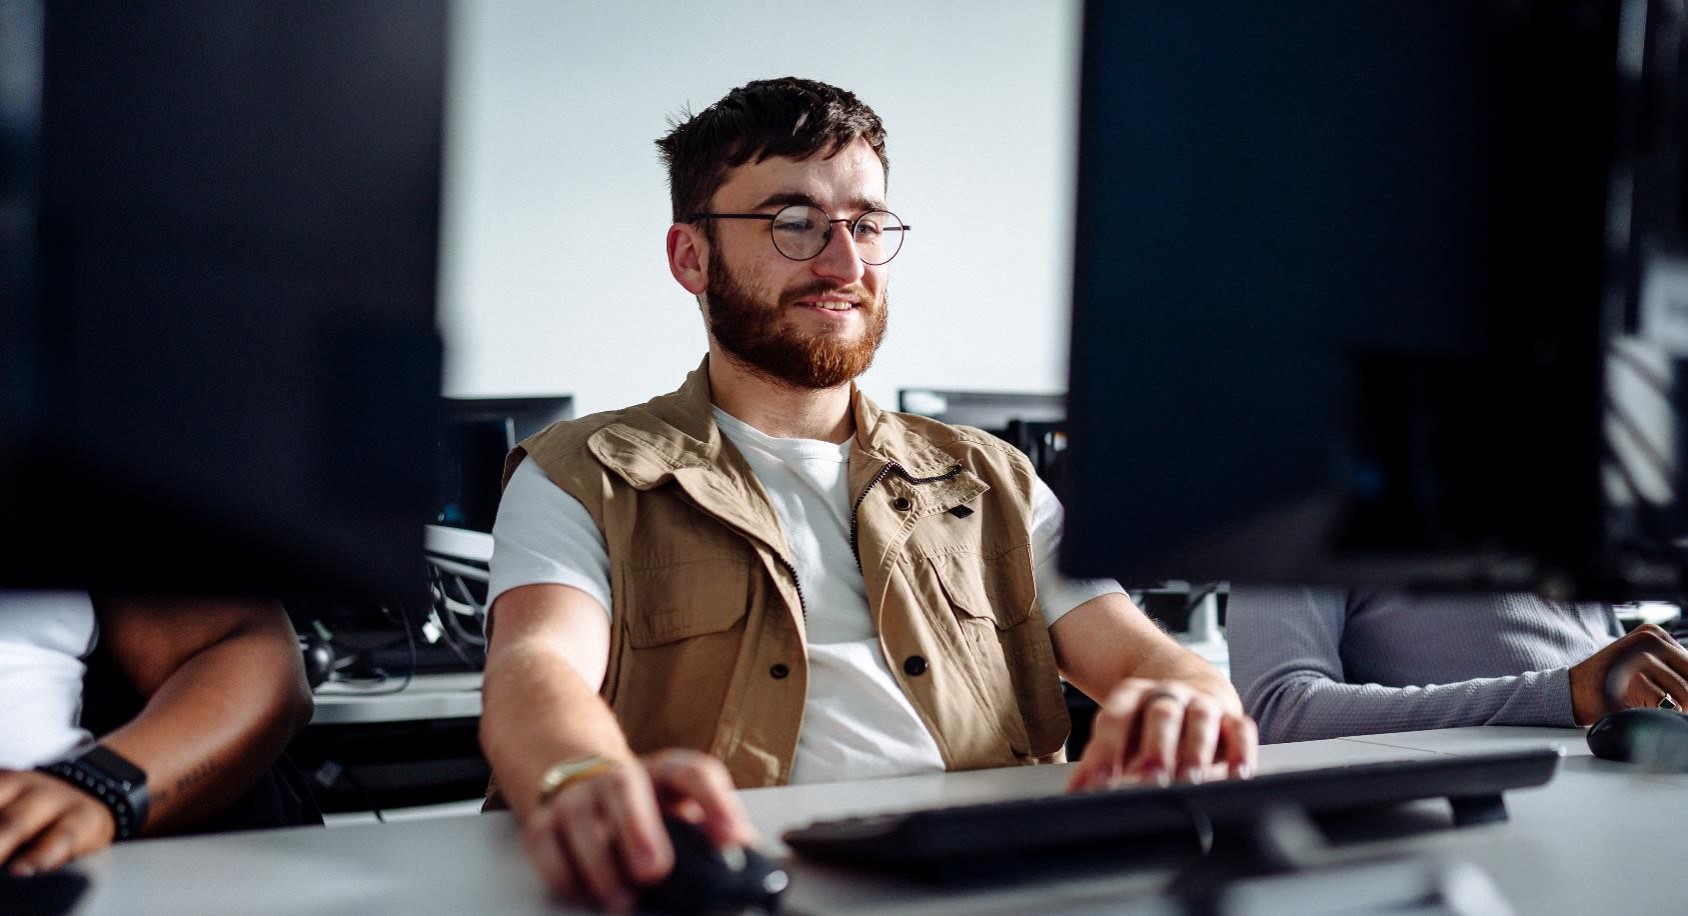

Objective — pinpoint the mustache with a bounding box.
[781,281,876,308]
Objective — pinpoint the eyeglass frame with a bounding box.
[681,205,912,266]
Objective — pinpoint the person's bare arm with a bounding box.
[1051,593,1257,790]
[480,584,635,819]
[482,584,754,911]
[97,597,314,832]
[0,597,312,874]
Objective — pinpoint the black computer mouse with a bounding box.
[0,868,90,916]
[637,815,789,915]
[1586,707,1688,771]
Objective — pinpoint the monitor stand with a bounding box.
[1167,804,1508,916]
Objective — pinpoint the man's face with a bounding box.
[699,138,890,390]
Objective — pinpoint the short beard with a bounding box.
[705,259,888,391]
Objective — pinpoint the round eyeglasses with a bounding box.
[683,205,910,265]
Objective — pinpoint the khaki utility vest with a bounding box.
[509,360,1070,788]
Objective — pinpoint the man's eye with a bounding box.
[853,221,883,240]
[774,218,815,234]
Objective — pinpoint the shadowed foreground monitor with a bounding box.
[1062,0,1688,598]
[0,1,447,601]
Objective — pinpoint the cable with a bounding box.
[439,575,488,648]
[427,554,491,645]
[333,603,415,697]
[432,564,486,640]
[424,565,482,670]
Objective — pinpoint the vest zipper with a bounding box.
[777,554,807,622]
[849,462,965,571]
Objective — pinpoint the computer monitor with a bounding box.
[1062,0,1688,598]
[435,396,574,533]
[0,1,447,602]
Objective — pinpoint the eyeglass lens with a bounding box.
[770,205,906,265]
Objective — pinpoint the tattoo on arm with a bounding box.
[161,759,218,806]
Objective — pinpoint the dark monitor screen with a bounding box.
[1062,1,1687,597]
[436,396,573,533]
[0,1,447,601]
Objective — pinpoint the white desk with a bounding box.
[69,727,1685,915]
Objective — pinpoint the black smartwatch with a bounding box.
[37,744,151,840]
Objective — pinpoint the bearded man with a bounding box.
[478,77,1257,910]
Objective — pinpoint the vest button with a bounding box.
[903,655,928,676]
[892,496,913,511]
[769,663,790,679]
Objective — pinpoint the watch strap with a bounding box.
[37,744,151,840]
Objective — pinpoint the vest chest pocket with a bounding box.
[926,546,1036,634]
[924,546,1069,761]
[613,557,753,757]
[923,547,1037,753]
[621,558,751,647]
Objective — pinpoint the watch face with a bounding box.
[82,745,147,786]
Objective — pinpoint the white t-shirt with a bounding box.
[0,592,98,769]
[489,409,1123,784]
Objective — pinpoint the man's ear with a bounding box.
[667,223,708,295]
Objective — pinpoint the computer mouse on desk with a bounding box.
[1586,708,1688,771]
[0,868,89,916]
[637,815,789,915]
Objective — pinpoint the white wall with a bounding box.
[439,0,1081,416]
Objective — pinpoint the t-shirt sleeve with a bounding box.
[487,456,613,619]
[1029,476,1126,626]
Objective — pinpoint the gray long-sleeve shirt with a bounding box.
[1226,587,1623,744]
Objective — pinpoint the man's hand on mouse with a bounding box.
[520,748,759,912]
[1065,678,1257,792]
[1568,623,1688,726]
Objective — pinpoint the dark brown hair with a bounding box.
[655,77,889,224]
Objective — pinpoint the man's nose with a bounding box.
[809,224,867,285]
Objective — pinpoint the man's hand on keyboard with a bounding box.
[1065,678,1257,792]
[519,749,758,912]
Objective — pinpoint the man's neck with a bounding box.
[706,346,856,444]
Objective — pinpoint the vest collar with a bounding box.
[850,383,969,478]
[588,355,960,481]
[586,358,729,490]
[585,356,988,541]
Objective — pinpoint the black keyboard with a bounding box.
[783,748,1559,876]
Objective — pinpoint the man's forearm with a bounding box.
[1052,593,1240,711]
[480,638,636,820]
[98,622,313,834]
[1126,639,1240,709]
